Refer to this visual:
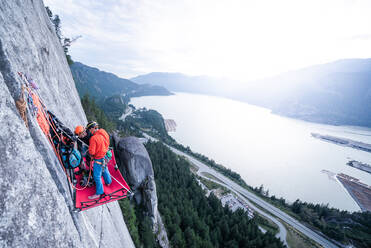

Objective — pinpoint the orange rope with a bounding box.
[18,72,94,191]
[27,92,91,190]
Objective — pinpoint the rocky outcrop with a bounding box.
[0,1,134,247]
[113,136,170,248]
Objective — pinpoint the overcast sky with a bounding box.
[44,0,371,81]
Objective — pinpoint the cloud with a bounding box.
[44,0,371,81]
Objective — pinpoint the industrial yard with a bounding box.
[336,173,371,212]
[164,119,177,132]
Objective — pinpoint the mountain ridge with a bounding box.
[70,62,172,100]
[131,58,371,127]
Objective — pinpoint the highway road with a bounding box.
[143,134,340,248]
[197,171,289,246]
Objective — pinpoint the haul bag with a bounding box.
[60,147,81,169]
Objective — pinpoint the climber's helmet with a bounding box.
[74,125,85,136]
[86,121,98,135]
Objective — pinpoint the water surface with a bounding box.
[131,92,371,211]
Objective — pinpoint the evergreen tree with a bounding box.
[80,94,116,132]
[146,141,285,248]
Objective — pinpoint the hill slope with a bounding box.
[131,72,228,96]
[70,62,171,99]
[243,59,371,127]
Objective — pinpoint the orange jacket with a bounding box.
[88,129,109,159]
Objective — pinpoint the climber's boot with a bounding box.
[88,194,101,200]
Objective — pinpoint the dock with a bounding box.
[347,160,371,174]
[311,133,371,153]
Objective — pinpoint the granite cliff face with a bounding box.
[113,136,170,248]
[0,0,134,247]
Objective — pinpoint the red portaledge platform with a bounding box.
[74,151,131,211]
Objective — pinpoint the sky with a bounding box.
[44,0,371,81]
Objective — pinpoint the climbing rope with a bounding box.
[45,112,93,191]
[111,174,131,193]
[18,72,92,191]
[18,72,131,212]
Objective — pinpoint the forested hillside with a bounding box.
[80,94,116,132]
[79,98,285,247]
[146,141,285,248]
[126,105,371,248]
[70,62,171,100]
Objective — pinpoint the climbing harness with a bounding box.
[18,72,132,211]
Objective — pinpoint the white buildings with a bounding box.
[220,194,254,219]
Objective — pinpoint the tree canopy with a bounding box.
[146,141,285,248]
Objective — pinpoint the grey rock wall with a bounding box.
[0,0,134,247]
[113,136,170,248]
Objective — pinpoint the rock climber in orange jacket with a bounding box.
[85,121,112,200]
